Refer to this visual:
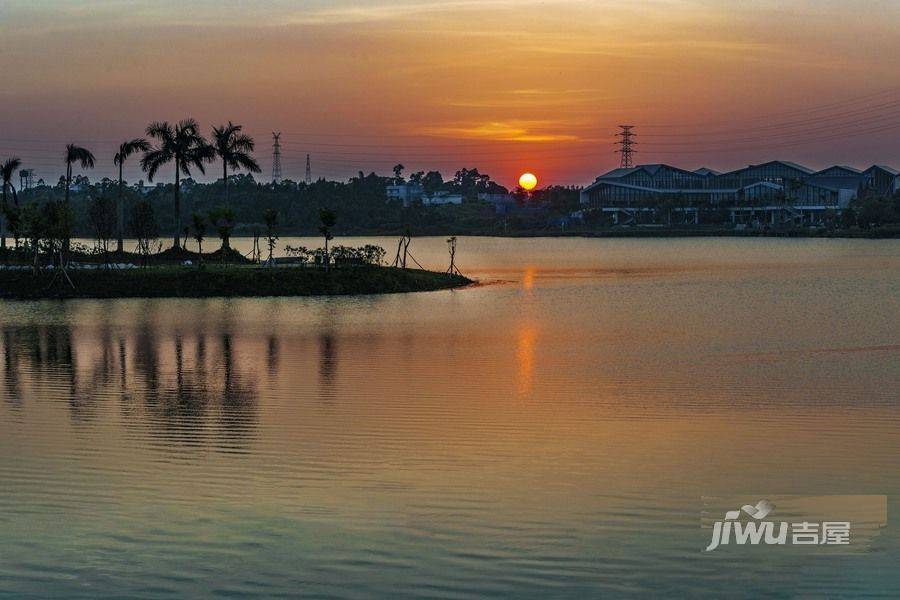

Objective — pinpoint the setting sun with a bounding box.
[519,172,538,191]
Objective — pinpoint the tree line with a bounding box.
[2,120,575,253]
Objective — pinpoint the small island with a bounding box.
[0,199,472,300]
[0,263,471,300]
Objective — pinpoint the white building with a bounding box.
[422,191,464,206]
[477,192,512,203]
[386,183,424,207]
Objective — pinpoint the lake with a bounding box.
[1,237,898,598]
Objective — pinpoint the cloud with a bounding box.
[418,121,580,142]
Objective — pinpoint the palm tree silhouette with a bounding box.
[63,145,95,258]
[64,144,95,206]
[141,119,215,249]
[212,122,260,204]
[1,157,22,250]
[113,138,150,253]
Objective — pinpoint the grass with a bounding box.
[0,264,472,300]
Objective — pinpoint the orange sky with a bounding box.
[0,1,898,188]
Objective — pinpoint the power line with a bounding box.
[637,86,900,129]
[2,98,898,156]
[637,101,900,138]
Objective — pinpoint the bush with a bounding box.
[129,199,160,264]
[284,244,312,262]
[360,244,386,265]
[285,244,385,266]
[330,244,386,265]
[856,197,898,229]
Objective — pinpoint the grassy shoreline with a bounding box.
[0,264,472,300]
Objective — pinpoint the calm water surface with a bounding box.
[1,237,899,598]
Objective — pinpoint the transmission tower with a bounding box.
[305,154,312,185]
[271,132,283,183]
[614,125,637,168]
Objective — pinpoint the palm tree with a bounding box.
[62,144,95,260]
[113,138,150,253]
[141,119,215,249]
[212,122,260,204]
[64,145,95,206]
[1,157,22,250]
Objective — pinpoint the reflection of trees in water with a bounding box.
[0,313,260,453]
[218,331,258,451]
[267,335,278,376]
[127,323,258,453]
[318,330,338,402]
[132,315,161,404]
[0,323,86,419]
[2,328,22,407]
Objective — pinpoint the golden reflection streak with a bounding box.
[522,266,535,292]
[516,323,537,397]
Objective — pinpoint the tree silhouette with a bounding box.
[113,138,150,253]
[319,208,336,272]
[141,119,215,249]
[88,196,116,264]
[129,199,159,266]
[1,157,22,250]
[208,206,236,253]
[19,203,44,273]
[63,145,95,259]
[191,212,206,265]
[212,122,260,204]
[64,145,95,206]
[263,208,278,265]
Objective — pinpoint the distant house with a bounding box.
[422,191,463,206]
[477,192,512,203]
[138,182,166,195]
[386,183,424,207]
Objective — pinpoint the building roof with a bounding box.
[814,165,862,176]
[742,181,783,191]
[583,180,751,195]
[597,167,640,180]
[597,163,703,180]
[776,161,816,174]
[723,160,815,176]
[693,167,721,176]
[806,177,860,192]
[586,161,894,190]
[864,165,899,176]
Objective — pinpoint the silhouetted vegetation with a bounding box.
[129,199,160,265]
[1,116,897,241]
[0,265,470,300]
[141,119,216,248]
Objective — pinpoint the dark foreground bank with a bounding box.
[0,265,472,300]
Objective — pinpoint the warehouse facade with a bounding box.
[580,161,899,226]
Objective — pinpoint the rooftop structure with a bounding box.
[581,160,899,227]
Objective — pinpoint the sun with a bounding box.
[518,172,538,191]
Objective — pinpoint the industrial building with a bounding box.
[580,161,899,226]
